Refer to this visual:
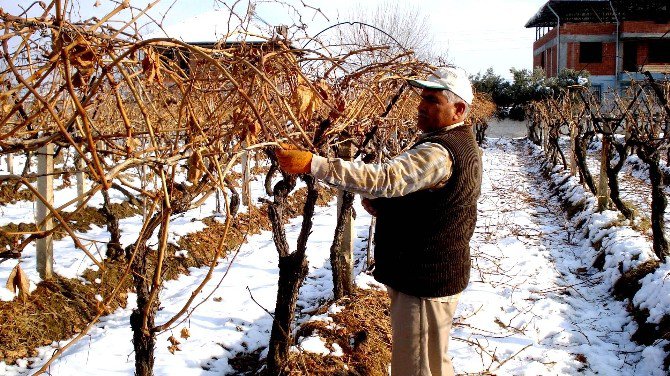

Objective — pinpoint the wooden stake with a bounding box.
[366,217,375,269]
[140,164,147,221]
[597,127,610,211]
[36,144,54,280]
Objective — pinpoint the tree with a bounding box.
[337,1,442,63]
[471,68,510,107]
[471,67,590,120]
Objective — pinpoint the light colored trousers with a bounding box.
[388,287,459,376]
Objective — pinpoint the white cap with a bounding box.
[407,67,474,105]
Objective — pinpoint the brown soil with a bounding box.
[0,275,105,361]
[0,180,34,204]
[67,201,142,232]
[0,201,141,253]
[230,288,392,376]
[0,185,336,365]
[613,260,660,301]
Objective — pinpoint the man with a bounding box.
[275,67,482,376]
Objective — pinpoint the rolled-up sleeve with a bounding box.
[310,142,452,198]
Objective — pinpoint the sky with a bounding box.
[5,0,549,79]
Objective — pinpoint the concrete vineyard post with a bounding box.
[242,136,251,208]
[597,124,610,211]
[6,153,13,174]
[76,155,87,206]
[570,122,577,176]
[36,143,54,280]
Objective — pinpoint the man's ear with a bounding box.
[454,102,467,118]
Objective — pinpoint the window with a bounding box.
[540,51,545,69]
[590,85,602,103]
[623,42,638,71]
[580,42,603,64]
[649,40,670,63]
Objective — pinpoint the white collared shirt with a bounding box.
[311,122,465,199]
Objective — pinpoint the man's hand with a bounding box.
[361,198,378,217]
[275,144,313,175]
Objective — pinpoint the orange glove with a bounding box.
[275,144,313,175]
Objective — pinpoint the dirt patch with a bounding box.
[288,288,391,376]
[563,198,587,220]
[230,287,391,376]
[613,260,660,301]
[0,201,141,251]
[0,223,35,251]
[591,250,606,270]
[0,181,34,204]
[0,275,103,362]
[67,201,142,232]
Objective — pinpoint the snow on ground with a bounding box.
[1,187,372,375]
[560,133,670,235]
[554,135,670,328]
[0,157,269,300]
[451,138,663,375]
[2,139,669,375]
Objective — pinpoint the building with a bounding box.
[144,10,292,81]
[525,0,669,99]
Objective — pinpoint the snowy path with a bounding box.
[451,139,660,375]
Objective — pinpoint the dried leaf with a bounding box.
[168,335,181,346]
[72,71,86,88]
[294,77,333,125]
[142,48,163,84]
[329,91,346,122]
[66,36,96,69]
[213,296,223,302]
[5,265,17,293]
[0,104,12,117]
[180,327,190,340]
[16,267,29,296]
[94,0,101,6]
[0,93,12,116]
[294,79,319,123]
[5,264,30,302]
[167,344,181,354]
[126,137,141,150]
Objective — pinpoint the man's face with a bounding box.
[417,89,463,132]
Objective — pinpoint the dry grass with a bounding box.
[0,275,101,361]
[230,287,392,375]
[286,288,392,376]
[0,201,140,250]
